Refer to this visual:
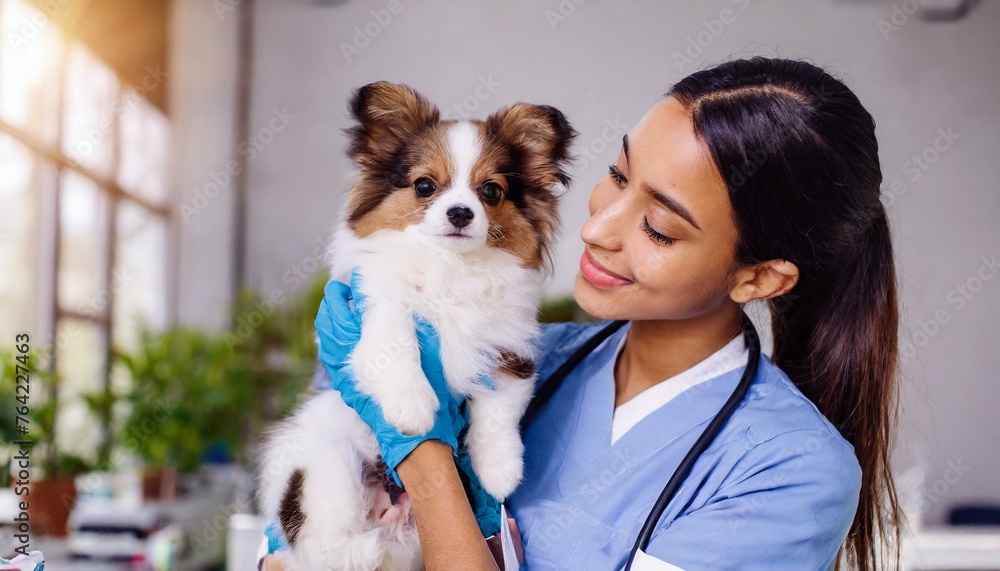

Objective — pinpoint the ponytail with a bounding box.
[770,206,901,570]
[668,57,902,570]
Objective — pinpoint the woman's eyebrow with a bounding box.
[622,134,702,232]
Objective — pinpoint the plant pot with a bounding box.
[27,477,77,537]
[142,466,178,500]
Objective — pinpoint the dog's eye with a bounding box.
[480,182,503,205]
[414,177,436,197]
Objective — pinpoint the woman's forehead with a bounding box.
[626,97,731,224]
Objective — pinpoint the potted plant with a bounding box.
[25,399,92,537]
[111,276,323,497]
[0,350,93,537]
[114,326,245,498]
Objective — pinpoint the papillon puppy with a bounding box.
[257,82,576,570]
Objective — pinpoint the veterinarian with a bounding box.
[260,56,900,570]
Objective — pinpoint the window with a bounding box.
[0,0,172,467]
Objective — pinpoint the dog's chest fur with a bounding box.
[328,222,543,393]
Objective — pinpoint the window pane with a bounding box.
[113,201,167,353]
[62,42,118,177]
[0,134,56,341]
[54,318,106,465]
[0,0,64,144]
[58,171,109,316]
[118,90,169,204]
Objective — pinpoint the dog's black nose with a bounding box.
[446,205,474,228]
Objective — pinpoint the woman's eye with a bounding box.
[414,177,436,197]
[608,164,627,186]
[480,182,503,204]
[641,217,675,246]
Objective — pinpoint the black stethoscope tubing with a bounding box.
[519,311,762,570]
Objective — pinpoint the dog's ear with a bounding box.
[484,104,577,274]
[345,82,439,170]
[484,103,577,188]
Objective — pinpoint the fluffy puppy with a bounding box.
[257,82,576,570]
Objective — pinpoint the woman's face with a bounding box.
[574,95,742,321]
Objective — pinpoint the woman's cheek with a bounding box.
[640,251,709,313]
[632,243,672,284]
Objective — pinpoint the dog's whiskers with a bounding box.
[488,225,507,243]
[400,206,425,219]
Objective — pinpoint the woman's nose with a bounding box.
[582,183,630,252]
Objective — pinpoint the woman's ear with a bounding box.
[729,259,800,304]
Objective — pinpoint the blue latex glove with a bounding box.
[314,268,501,537]
[315,269,465,484]
[263,519,288,553]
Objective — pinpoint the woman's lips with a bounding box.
[579,249,633,287]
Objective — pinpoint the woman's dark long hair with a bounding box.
[667,57,900,570]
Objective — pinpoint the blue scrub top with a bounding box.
[506,320,862,571]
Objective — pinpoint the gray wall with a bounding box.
[171,0,1000,526]
[170,0,241,332]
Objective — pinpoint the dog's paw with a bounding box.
[471,446,524,500]
[380,382,439,436]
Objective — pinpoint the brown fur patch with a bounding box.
[347,121,457,235]
[466,137,544,267]
[351,183,427,238]
[498,350,536,379]
[345,82,440,171]
[278,468,306,546]
[344,82,443,230]
[409,124,455,189]
[477,103,577,272]
[485,200,545,268]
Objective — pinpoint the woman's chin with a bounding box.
[573,272,628,320]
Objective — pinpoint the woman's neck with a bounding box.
[613,308,744,408]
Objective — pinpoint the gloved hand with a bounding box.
[314,268,502,536]
[315,268,466,485]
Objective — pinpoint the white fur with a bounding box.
[257,120,547,570]
[257,391,422,570]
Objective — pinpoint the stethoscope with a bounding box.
[519,310,762,570]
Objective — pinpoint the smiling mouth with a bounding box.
[580,249,633,287]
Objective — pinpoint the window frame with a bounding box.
[0,0,175,462]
